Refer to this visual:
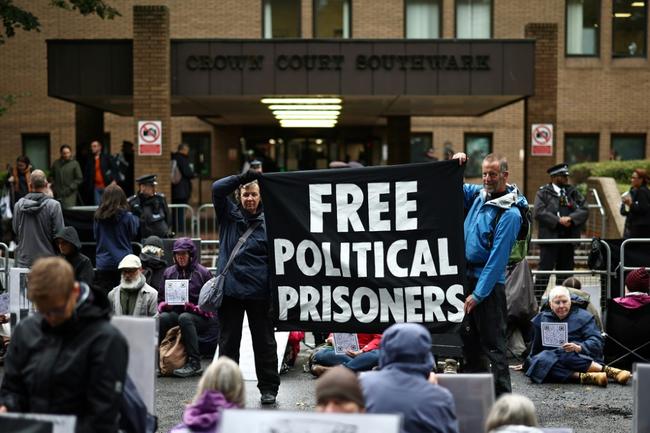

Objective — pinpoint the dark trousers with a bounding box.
[159,311,211,364]
[536,243,575,291]
[218,295,280,394]
[461,279,512,397]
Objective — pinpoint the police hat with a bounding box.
[547,163,570,177]
[136,174,158,185]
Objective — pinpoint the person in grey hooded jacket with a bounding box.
[360,323,459,433]
[13,169,64,268]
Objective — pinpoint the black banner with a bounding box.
[261,161,466,333]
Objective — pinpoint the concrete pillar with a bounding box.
[133,5,172,199]
[524,23,558,201]
[386,116,411,165]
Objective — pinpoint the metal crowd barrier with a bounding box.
[619,238,650,295]
[529,238,612,312]
[197,204,218,241]
[168,203,195,238]
[0,242,9,290]
[587,188,607,238]
[199,239,220,273]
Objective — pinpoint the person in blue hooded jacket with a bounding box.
[360,323,459,433]
[211,171,280,405]
[453,152,527,397]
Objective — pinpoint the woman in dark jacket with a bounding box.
[139,235,168,296]
[620,168,650,238]
[93,184,139,295]
[525,286,630,387]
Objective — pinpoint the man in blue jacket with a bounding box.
[453,152,527,397]
[360,323,459,433]
[212,171,280,404]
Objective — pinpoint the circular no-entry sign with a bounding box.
[532,124,553,146]
[139,122,161,144]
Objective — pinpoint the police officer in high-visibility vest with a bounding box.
[128,174,173,240]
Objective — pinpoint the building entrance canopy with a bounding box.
[48,39,534,125]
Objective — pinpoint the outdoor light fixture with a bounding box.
[261,97,342,104]
[631,2,645,7]
[279,120,338,128]
[614,12,632,17]
[262,96,342,128]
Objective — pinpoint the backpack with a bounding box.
[474,189,531,265]
[171,159,182,185]
[119,375,157,433]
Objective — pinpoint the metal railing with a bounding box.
[197,204,218,241]
[168,204,195,238]
[529,238,612,312]
[199,240,220,273]
[0,242,10,289]
[586,188,607,239]
[619,238,650,295]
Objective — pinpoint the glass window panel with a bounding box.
[406,0,441,39]
[410,132,434,163]
[612,0,647,57]
[314,0,350,38]
[181,133,211,178]
[22,134,50,171]
[456,0,492,39]
[264,0,300,38]
[566,0,600,55]
[611,134,646,160]
[564,134,599,165]
[464,133,491,178]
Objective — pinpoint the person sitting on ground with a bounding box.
[169,356,244,433]
[139,235,168,297]
[540,276,603,331]
[158,237,213,378]
[525,286,631,387]
[315,365,365,413]
[485,394,543,433]
[311,333,382,376]
[107,254,158,317]
[0,257,128,433]
[54,226,95,285]
[614,267,650,309]
[360,323,459,433]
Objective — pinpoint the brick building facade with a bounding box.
[1,0,648,205]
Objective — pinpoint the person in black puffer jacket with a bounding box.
[0,257,128,433]
[54,226,95,285]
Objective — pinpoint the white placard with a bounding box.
[333,333,360,355]
[111,316,157,414]
[164,279,189,305]
[0,413,76,433]
[541,322,568,347]
[220,409,401,433]
[9,268,33,326]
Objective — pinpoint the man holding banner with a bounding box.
[212,171,280,405]
[453,152,527,397]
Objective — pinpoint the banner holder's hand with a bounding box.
[464,295,478,314]
[452,152,468,165]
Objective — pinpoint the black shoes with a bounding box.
[260,392,277,405]
[173,361,203,378]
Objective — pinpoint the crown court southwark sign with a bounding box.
[170,40,535,99]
